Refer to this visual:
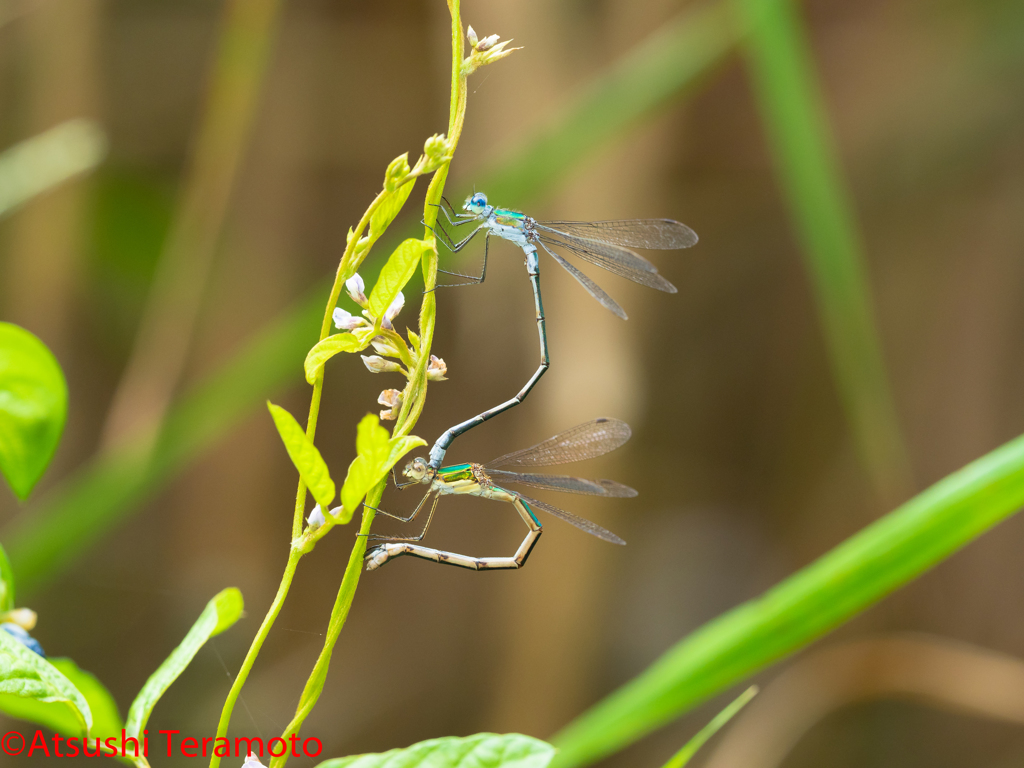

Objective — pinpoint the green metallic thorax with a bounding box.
[437,463,475,483]
[492,209,528,228]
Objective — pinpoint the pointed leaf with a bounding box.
[0,657,123,741]
[304,328,375,385]
[124,588,243,738]
[267,402,336,507]
[369,179,415,240]
[339,415,391,523]
[0,542,14,612]
[368,238,431,318]
[0,322,68,499]
[315,733,556,768]
[0,628,91,737]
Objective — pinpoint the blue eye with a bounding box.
[473,193,487,207]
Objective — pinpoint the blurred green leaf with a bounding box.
[551,429,1024,768]
[660,687,757,768]
[0,542,13,612]
[315,733,556,768]
[0,629,92,737]
[0,657,122,742]
[0,323,68,500]
[0,119,107,218]
[267,402,336,508]
[733,0,909,500]
[304,328,375,385]
[368,238,430,319]
[124,588,243,738]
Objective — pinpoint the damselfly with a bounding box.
[424,194,696,470]
[365,417,636,571]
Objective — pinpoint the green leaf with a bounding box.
[339,416,426,523]
[0,628,92,737]
[367,239,430,318]
[315,733,556,768]
[0,322,68,500]
[733,0,908,500]
[550,430,1024,768]
[0,657,122,741]
[124,588,243,738]
[267,402,336,508]
[0,542,14,612]
[304,328,375,385]
[660,687,757,768]
[369,180,415,240]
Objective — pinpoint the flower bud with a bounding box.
[242,753,266,768]
[371,336,401,357]
[346,273,367,306]
[385,152,412,192]
[466,25,479,47]
[477,33,500,51]
[424,133,452,165]
[378,388,403,421]
[306,504,326,530]
[385,291,405,321]
[1,608,37,631]
[427,354,448,381]
[361,355,403,374]
[333,307,363,331]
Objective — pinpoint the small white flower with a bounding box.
[427,354,448,381]
[361,355,403,374]
[307,504,326,530]
[346,273,367,305]
[378,389,403,420]
[242,753,266,768]
[477,33,500,51]
[333,307,362,331]
[381,291,405,330]
[467,25,479,47]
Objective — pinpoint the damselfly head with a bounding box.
[464,192,488,214]
[403,456,431,483]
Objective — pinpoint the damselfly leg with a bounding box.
[365,492,442,543]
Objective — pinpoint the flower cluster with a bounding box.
[333,273,448,420]
[463,26,520,76]
[384,133,454,192]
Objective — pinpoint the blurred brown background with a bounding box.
[3,0,1024,766]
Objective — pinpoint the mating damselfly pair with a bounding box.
[363,193,696,572]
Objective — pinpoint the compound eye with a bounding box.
[472,193,487,207]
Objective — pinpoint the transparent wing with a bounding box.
[517,493,626,545]
[537,240,627,319]
[538,219,698,249]
[485,418,632,469]
[540,232,678,294]
[485,469,638,498]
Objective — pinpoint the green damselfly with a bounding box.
[424,193,696,470]
[365,417,636,571]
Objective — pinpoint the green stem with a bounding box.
[209,546,301,768]
[268,3,467,763]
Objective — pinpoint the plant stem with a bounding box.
[268,3,468,763]
[210,546,301,768]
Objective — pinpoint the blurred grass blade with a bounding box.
[733,0,910,501]
[3,4,736,593]
[661,686,757,768]
[0,119,106,218]
[550,431,1024,768]
[485,2,736,202]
